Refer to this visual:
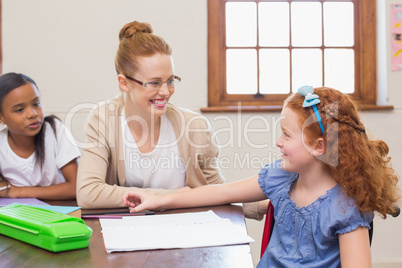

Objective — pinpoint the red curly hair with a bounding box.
[285,87,400,218]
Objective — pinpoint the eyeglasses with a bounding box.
[125,75,181,91]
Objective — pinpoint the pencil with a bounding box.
[0,185,10,191]
[81,212,154,219]
[82,215,125,219]
[81,210,155,216]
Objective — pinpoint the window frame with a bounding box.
[204,0,384,112]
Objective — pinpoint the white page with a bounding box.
[100,210,254,253]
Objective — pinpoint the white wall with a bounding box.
[2,0,402,266]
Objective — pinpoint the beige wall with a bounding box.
[3,0,402,266]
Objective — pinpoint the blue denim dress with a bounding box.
[257,160,373,268]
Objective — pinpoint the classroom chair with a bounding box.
[260,202,400,258]
[260,201,274,258]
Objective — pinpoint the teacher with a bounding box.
[76,21,264,220]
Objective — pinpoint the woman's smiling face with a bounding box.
[122,53,176,119]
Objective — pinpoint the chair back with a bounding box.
[260,201,274,258]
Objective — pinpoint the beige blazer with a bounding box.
[76,93,264,219]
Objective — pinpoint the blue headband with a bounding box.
[298,85,324,134]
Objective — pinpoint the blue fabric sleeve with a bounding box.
[322,188,374,235]
[333,199,374,235]
[257,159,298,200]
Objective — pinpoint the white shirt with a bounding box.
[0,120,81,187]
[121,112,186,189]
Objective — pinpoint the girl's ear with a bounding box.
[117,74,129,93]
[312,138,325,156]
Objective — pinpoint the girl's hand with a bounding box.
[0,181,18,198]
[123,191,163,213]
[0,181,9,198]
[174,186,191,193]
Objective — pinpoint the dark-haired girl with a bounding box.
[0,73,80,200]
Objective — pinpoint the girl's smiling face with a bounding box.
[120,53,176,119]
[276,105,317,173]
[0,83,44,138]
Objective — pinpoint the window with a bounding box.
[204,0,380,112]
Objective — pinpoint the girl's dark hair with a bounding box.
[0,72,58,168]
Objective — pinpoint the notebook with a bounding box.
[0,198,81,217]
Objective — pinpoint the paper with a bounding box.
[100,210,254,253]
[0,198,49,207]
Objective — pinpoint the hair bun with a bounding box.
[119,21,153,40]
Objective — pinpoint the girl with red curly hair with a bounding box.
[123,86,400,267]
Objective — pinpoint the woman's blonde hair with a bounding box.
[285,87,400,218]
[115,21,172,76]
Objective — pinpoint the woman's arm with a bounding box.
[179,111,268,220]
[1,159,78,200]
[339,226,371,268]
[123,174,267,212]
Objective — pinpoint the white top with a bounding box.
[121,112,186,189]
[0,120,81,187]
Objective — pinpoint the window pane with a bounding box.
[260,49,290,94]
[324,49,355,93]
[226,49,257,94]
[291,2,322,47]
[226,2,257,47]
[292,49,322,92]
[324,2,354,47]
[259,2,289,47]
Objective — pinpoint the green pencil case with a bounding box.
[0,203,92,252]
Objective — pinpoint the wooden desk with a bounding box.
[0,201,253,268]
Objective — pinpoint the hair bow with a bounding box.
[297,85,324,133]
[298,85,321,107]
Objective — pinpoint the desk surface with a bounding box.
[0,201,253,268]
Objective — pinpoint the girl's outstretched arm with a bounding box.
[123,174,267,212]
[2,159,78,200]
[339,226,371,268]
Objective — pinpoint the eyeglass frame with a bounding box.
[124,74,181,91]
